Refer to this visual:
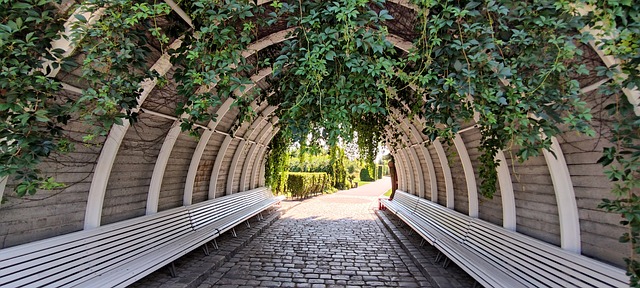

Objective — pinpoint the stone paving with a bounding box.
[197,178,432,288]
[133,177,477,288]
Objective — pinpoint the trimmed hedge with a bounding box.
[285,172,329,199]
[359,168,373,181]
[377,165,383,179]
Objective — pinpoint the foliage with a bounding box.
[586,0,640,284]
[393,0,596,199]
[0,0,69,196]
[359,167,374,182]
[289,145,353,190]
[265,0,394,162]
[73,1,172,140]
[265,130,290,194]
[171,0,264,135]
[289,153,330,173]
[285,172,329,199]
[377,165,383,179]
[329,146,348,189]
[1,0,639,282]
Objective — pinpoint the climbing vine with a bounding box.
[395,0,596,198]
[171,0,265,136]
[1,0,639,282]
[265,0,395,157]
[586,0,640,284]
[0,1,70,197]
[73,0,172,141]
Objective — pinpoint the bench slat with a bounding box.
[0,187,283,288]
[382,191,629,287]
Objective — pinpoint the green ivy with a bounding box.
[586,0,640,284]
[73,0,172,140]
[0,0,68,196]
[266,0,395,157]
[171,0,264,136]
[396,0,596,198]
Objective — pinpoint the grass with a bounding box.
[355,178,375,187]
[383,189,392,197]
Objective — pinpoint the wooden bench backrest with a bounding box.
[392,190,419,212]
[0,207,191,288]
[414,198,471,243]
[188,187,270,230]
[466,219,628,287]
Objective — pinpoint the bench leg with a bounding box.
[211,238,219,250]
[245,220,251,228]
[168,262,177,278]
[442,257,451,269]
[435,251,443,263]
[258,212,263,221]
[232,228,237,237]
[472,280,479,288]
[420,238,425,247]
[202,244,210,256]
[408,229,414,236]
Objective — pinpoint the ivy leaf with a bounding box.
[326,51,336,61]
[74,14,87,23]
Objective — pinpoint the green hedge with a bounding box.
[359,168,373,181]
[285,172,329,199]
[377,165,383,179]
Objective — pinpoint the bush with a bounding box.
[285,172,329,198]
[377,165,383,179]
[359,168,374,181]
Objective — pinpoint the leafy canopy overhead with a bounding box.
[1,0,639,281]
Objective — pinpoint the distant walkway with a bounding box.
[198,177,432,287]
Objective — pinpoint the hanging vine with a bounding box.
[396,0,596,198]
[586,0,640,284]
[265,0,395,157]
[0,1,69,197]
[1,1,639,282]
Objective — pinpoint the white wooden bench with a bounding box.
[465,218,628,287]
[0,187,283,287]
[380,190,629,287]
[188,187,285,249]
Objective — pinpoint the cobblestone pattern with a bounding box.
[376,210,478,288]
[131,207,282,288]
[198,189,433,288]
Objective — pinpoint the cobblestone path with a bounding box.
[198,178,433,287]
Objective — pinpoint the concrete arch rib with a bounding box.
[392,150,404,191]
[396,116,426,198]
[182,98,234,205]
[240,115,278,191]
[250,124,276,189]
[544,137,581,253]
[453,134,478,218]
[395,149,408,192]
[224,101,261,195]
[146,118,186,215]
[405,120,437,202]
[495,150,516,231]
[226,140,246,195]
[84,39,182,230]
[209,135,233,199]
[256,128,281,187]
[433,139,454,209]
[406,147,424,197]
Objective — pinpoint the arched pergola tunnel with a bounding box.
[0,0,637,277]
